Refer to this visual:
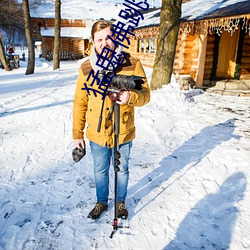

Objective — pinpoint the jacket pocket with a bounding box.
[120,106,135,134]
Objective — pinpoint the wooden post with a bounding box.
[195,32,207,88]
[144,38,146,54]
[139,39,142,53]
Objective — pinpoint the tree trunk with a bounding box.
[22,0,35,75]
[53,0,61,70]
[151,0,182,90]
[0,37,11,71]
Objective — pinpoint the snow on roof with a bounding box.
[30,0,250,32]
[30,0,123,20]
[35,41,42,45]
[137,0,250,29]
[182,0,250,21]
[40,27,91,39]
[136,8,160,29]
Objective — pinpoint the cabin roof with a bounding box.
[137,0,250,29]
[40,27,91,39]
[30,0,123,20]
[182,0,250,21]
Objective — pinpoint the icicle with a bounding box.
[167,15,249,37]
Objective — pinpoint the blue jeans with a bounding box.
[90,141,132,205]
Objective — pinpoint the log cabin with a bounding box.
[30,0,250,94]
[125,0,250,94]
[30,1,123,60]
[31,18,93,60]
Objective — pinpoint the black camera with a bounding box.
[109,75,144,90]
[72,146,86,162]
[98,70,144,91]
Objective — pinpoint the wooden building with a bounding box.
[30,1,123,60]
[125,0,250,88]
[31,18,92,60]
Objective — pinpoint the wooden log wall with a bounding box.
[126,38,156,68]
[72,39,88,56]
[61,38,74,52]
[128,31,200,80]
[173,34,199,80]
[32,18,86,29]
[41,37,87,59]
[173,34,185,75]
[41,37,53,58]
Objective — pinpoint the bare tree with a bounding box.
[0,0,24,37]
[22,0,35,75]
[0,37,11,71]
[151,0,182,90]
[29,0,47,8]
[0,0,23,71]
[53,0,61,70]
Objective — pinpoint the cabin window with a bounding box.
[137,38,156,54]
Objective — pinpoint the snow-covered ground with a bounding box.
[0,49,250,250]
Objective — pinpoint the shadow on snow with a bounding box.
[0,100,73,117]
[128,118,239,213]
[164,172,247,249]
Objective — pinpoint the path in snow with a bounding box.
[0,60,250,249]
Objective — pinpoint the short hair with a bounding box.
[91,20,114,41]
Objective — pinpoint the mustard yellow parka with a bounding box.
[72,53,150,148]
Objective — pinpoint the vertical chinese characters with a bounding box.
[81,0,149,99]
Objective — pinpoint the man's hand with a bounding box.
[116,90,130,105]
[74,139,85,149]
[72,139,86,162]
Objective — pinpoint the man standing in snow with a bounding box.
[72,20,150,220]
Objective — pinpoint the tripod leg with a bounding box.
[111,102,121,237]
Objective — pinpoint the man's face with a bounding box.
[93,27,116,58]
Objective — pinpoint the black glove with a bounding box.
[72,146,86,162]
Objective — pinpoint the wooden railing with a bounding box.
[46,51,83,61]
